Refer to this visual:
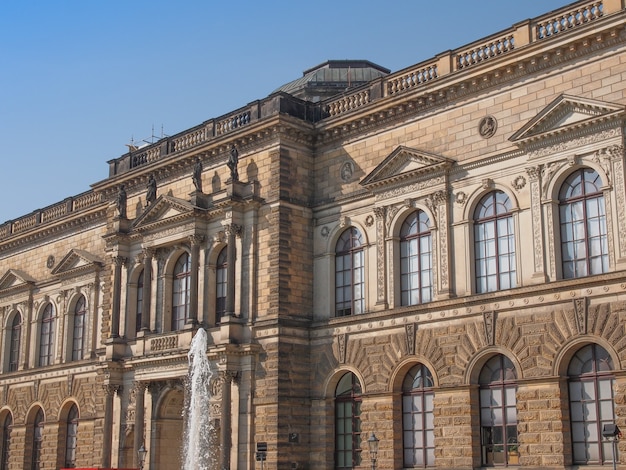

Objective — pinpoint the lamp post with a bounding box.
[137,443,148,470]
[367,432,379,470]
[602,424,621,470]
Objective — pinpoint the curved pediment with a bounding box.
[360,146,454,190]
[509,94,625,144]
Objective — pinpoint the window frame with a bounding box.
[72,296,87,361]
[402,363,435,468]
[172,252,192,331]
[38,303,55,367]
[400,210,433,306]
[558,168,608,279]
[335,228,365,317]
[568,344,616,465]
[8,314,21,372]
[479,354,518,467]
[335,372,362,470]
[474,191,516,294]
[215,247,228,323]
[64,404,79,468]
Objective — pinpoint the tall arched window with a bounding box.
[335,228,365,317]
[559,168,608,279]
[400,211,433,306]
[568,344,615,465]
[479,355,518,467]
[474,191,516,293]
[0,413,12,470]
[64,404,79,468]
[172,252,191,331]
[31,408,44,470]
[335,372,362,469]
[39,304,55,367]
[8,314,21,372]
[72,296,86,361]
[215,247,227,323]
[136,270,144,333]
[402,364,435,468]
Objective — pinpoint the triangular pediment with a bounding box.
[132,195,198,231]
[0,269,36,292]
[510,94,625,143]
[360,146,454,189]
[51,249,104,276]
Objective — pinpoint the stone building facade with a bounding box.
[1,1,626,469]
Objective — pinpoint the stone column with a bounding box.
[133,382,147,468]
[224,225,240,317]
[220,371,237,470]
[110,256,126,338]
[102,384,121,468]
[141,249,153,332]
[373,207,388,308]
[431,190,451,298]
[607,145,626,262]
[187,236,203,325]
[526,166,547,282]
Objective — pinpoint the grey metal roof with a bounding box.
[272,60,390,102]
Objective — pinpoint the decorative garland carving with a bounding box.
[337,334,347,364]
[574,297,587,335]
[405,323,416,355]
[483,311,495,346]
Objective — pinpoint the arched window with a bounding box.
[402,364,435,467]
[64,404,79,468]
[335,228,365,316]
[8,314,21,372]
[31,408,44,470]
[400,211,433,306]
[568,344,615,465]
[72,296,86,361]
[335,372,362,469]
[0,413,12,470]
[216,247,227,323]
[172,252,191,330]
[474,191,516,293]
[136,270,144,333]
[559,168,608,279]
[479,355,518,467]
[39,304,55,367]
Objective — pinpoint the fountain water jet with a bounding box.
[182,328,217,470]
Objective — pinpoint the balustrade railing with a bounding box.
[456,35,515,69]
[1,192,103,241]
[535,1,604,39]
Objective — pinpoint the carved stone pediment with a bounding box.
[132,195,202,232]
[360,146,454,191]
[0,269,36,293]
[509,94,625,144]
[51,249,104,277]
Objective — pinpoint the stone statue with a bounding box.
[192,157,203,192]
[228,145,239,182]
[116,184,127,218]
[146,175,157,206]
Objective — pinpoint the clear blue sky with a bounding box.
[0,0,569,223]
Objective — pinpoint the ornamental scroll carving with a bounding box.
[374,207,387,306]
[573,297,587,335]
